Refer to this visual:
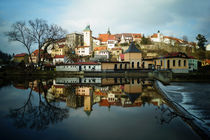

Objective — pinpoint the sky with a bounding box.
[0,0,210,54]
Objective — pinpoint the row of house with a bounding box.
[56,43,198,73]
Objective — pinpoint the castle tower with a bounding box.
[107,27,111,35]
[83,25,92,46]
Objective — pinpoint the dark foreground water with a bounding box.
[0,78,201,140]
[158,81,210,132]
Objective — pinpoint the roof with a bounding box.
[54,55,65,58]
[108,35,115,40]
[124,42,141,53]
[57,62,100,65]
[84,25,91,31]
[164,52,189,58]
[98,34,110,42]
[132,34,142,38]
[94,46,107,51]
[54,85,65,88]
[76,46,90,48]
[56,38,66,43]
[14,53,28,57]
[111,48,122,51]
[59,45,65,48]
[32,49,44,56]
[151,33,158,38]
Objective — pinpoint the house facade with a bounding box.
[53,55,67,64]
[154,52,189,73]
[13,53,29,63]
[75,46,91,56]
[66,33,83,49]
[124,43,142,69]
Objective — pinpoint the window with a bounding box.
[173,60,176,67]
[120,64,122,69]
[161,60,162,66]
[184,60,186,66]
[137,62,140,68]
[178,60,181,67]
[132,62,134,68]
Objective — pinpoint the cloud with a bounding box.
[57,0,210,42]
[0,0,210,54]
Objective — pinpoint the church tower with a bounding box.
[83,25,92,46]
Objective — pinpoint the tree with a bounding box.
[6,19,67,69]
[196,34,207,51]
[66,48,81,63]
[6,21,34,68]
[141,35,152,45]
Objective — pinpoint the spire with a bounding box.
[124,42,141,53]
[84,25,91,31]
[107,27,111,35]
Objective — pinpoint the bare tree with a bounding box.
[6,19,67,69]
[27,19,67,68]
[5,21,35,69]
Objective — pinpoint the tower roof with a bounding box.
[84,25,91,31]
[124,42,141,53]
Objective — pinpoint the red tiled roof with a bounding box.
[54,85,65,88]
[111,48,122,50]
[56,38,66,43]
[14,53,28,57]
[204,59,210,64]
[165,52,188,58]
[94,91,107,96]
[32,49,44,56]
[151,33,158,38]
[59,45,65,48]
[94,46,107,51]
[99,99,110,106]
[76,46,90,48]
[73,62,99,65]
[54,55,65,58]
[98,34,109,42]
[163,36,182,43]
[132,33,142,38]
[108,35,115,40]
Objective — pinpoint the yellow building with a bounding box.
[51,45,69,57]
[124,42,142,69]
[13,53,28,63]
[154,52,189,73]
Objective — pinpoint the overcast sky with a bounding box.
[0,0,210,54]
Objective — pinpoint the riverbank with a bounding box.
[154,80,210,139]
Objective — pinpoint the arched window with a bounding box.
[114,64,117,70]
[184,60,186,66]
[178,60,181,67]
[173,60,176,67]
[125,64,127,69]
[137,62,140,68]
[132,62,134,69]
[120,64,122,69]
[167,60,170,69]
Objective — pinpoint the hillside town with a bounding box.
[10,25,210,73]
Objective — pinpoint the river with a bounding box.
[0,77,203,140]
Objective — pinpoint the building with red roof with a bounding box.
[13,53,29,63]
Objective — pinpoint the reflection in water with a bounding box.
[9,80,69,130]
[9,77,183,131]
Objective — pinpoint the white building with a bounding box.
[107,35,116,49]
[53,55,67,64]
[83,25,93,51]
[150,31,164,43]
[56,62,101,72]
[75,46,91,56]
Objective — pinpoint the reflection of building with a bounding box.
[76,86,92,96]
